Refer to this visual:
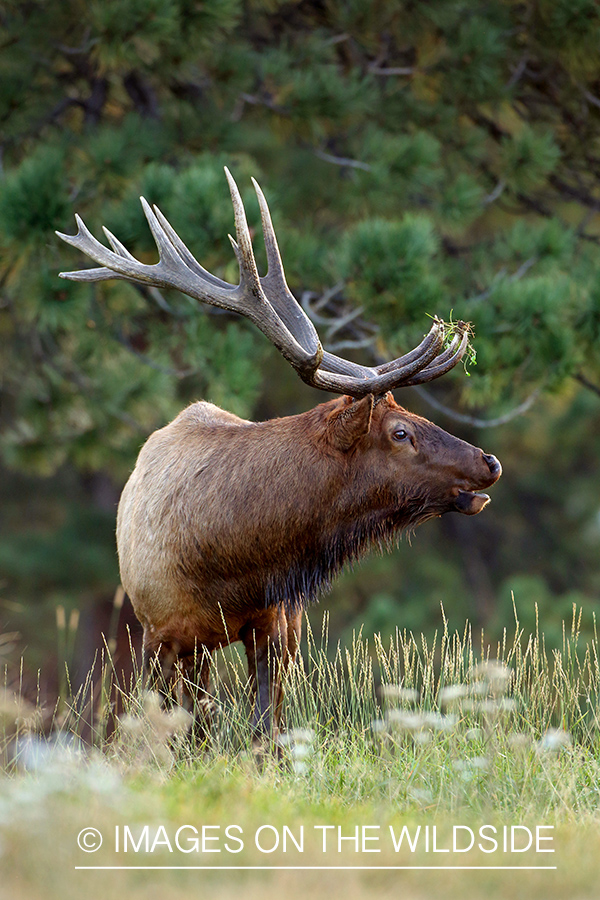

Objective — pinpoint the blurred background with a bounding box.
[1,0,600,700]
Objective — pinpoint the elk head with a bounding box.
[325,393,501,526]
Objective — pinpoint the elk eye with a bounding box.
[393,428,409,442]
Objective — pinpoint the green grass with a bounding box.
[1,605,600,900]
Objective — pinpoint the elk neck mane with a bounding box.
[263,494,441,613]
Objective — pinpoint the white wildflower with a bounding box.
[453,756,490,781]
[116,691,192,771]
[507,733,533,751]
[370,718,387,735]
[438,684,470,705]
[386,709,457,734]
[380,685,420,705]
[277,728,315,775]
[408,787,433,806]
[536,728,572,753]
[468,661,513,697]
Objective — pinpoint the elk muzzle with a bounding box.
[452,452,502,516]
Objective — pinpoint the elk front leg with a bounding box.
[273,609,302,722]
[242,607,294,742]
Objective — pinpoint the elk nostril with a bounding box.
[483,453,502,477]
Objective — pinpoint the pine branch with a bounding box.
[313,149,372,171]
[123,71,161,120]
[414,386,542,429]
[574,373,600,398]
[548,174,600,211]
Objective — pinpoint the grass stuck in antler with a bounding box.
[1,605,600,900]
[437,313,477,374]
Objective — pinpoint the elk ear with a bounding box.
[328,395,374,451]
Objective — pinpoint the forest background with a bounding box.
[1,0,600,694]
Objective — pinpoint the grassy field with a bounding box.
[1,606,599,900]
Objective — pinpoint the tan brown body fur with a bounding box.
[117,392,501,739]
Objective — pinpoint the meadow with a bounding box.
[1,603,599,900]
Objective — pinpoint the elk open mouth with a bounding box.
[453,490,491,516]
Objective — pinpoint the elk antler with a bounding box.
[57,168,469,398]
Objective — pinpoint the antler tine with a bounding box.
[139,197,195,273]
[374,319,443,375]
[305,320,468,396]
[102,227,137,260]
[59,265,131,283]
[57,213,134,276]
[309,337,440,397]
[251,176,321,357]
[151,204,229,288]
[310,319,442,388]
[251,176,282,276]
[58,208,175,288]
[403,325,470,386]
[223,166,262,291]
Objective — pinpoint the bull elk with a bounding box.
[57,169,501,741]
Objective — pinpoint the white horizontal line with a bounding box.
[75,866,558,871]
